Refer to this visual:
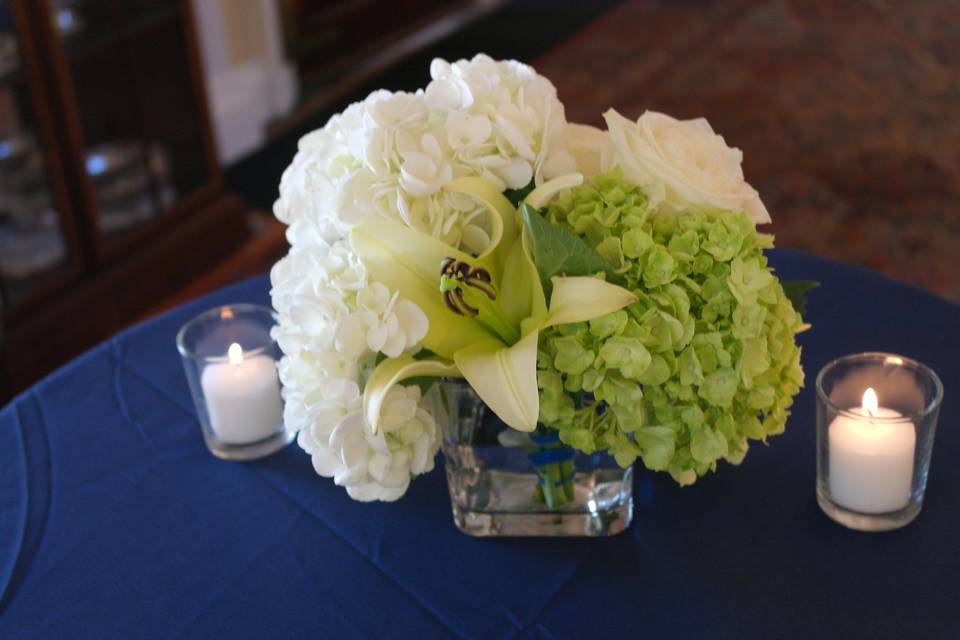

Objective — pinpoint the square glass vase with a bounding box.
[427,381,634,537]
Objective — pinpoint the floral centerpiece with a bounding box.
[270,55,808,521]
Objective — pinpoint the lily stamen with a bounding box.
[440,258,497,302]
[439,257,520,344]
[443,289,479,317]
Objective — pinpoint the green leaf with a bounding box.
[520,203,617,297]
[781,279,819,315]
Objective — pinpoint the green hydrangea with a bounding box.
[538,169,806,485]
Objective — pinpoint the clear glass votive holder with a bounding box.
[176,304,291,461]
[816,352,943,531]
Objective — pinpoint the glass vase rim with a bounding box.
[176,303,278,361]
[815,351,943,422]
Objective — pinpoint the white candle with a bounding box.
[201,343,284,445]
[828,388,916,514]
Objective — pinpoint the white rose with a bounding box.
[603,109,771,224]
[563,123,608,177]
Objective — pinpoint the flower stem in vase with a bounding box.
[529,429,577,510]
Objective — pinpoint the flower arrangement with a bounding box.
[271,54,808,503]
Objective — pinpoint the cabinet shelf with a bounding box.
[0,64,23,85]
[58,4,179,64]
[1,0,249,400]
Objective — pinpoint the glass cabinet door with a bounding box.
[0,0,78,309]
[47,0,214,254]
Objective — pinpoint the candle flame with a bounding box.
[228,342,243,365]
[884,355,904,366]
[220,307,235,321]
[863,387,879,417]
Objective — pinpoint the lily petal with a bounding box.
[445,176,519,275]
[544,276,638,328]
[350,217,494,358]
[499,234,545,326]
[464,276,634,433]
[524,174,584,209]
[454,332,540,432]
[363,354,460,434]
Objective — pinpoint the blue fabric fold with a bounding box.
[0,394,53,613]
[0,402,28,607]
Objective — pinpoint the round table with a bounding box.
[2,249,957,639]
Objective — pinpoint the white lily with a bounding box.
[350,175,637,433]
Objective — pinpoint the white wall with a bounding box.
[191,0,298,165]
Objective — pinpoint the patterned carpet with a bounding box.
[533,0,960,302]
[228,0,959,302]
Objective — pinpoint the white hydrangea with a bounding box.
[274,54,575,254]
[271,237,431,502]
[272,55,577,501]
[293,381,438,502]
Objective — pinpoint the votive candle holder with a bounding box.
[816,352,943,531]
[177,304,291,460]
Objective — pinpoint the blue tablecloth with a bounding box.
[1,249,957,639]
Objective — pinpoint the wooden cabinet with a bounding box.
[280,0,465,86]
[1,0,249,400]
